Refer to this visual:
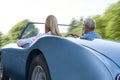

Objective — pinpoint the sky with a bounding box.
[0,0,119,34]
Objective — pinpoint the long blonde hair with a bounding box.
[45,15,62,36]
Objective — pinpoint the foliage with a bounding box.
[93,15,106,38]
[0,19,29,48]
[65,17,83,37]
[0,32,2,47]
[64,26,82,37]
[8,19,29,40]
[68,18,80,31]
[104,1,120,40]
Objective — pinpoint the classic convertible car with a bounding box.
[0,22,120,80]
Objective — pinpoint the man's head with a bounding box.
[83,18,96,34]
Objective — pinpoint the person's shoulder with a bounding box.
[93,32,102,39]
[81,31,102,39]
[96,34,102,38]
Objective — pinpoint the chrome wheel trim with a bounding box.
[32,65,46,80]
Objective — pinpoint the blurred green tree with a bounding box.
[1,19,29,47]
[65,17,83,37]
[93,15,106,38]
[104,1,120,40]
[68,18,80,32]
[0,32,2,47]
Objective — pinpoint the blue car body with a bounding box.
[1,23,120,80]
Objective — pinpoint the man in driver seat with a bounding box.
[81,17,102,40]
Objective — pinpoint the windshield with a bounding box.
[20,22,70,39]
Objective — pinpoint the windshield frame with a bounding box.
[19,22,76,39]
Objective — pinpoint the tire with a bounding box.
[28,55,51,80]
[1,72,9,80]
[0,56,9,80]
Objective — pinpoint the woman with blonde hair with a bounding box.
[17,15,61,47]
[45,15,61,36]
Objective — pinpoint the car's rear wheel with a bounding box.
[1,72,9,80]
[28,55,51,80]
[0,56,9,80]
